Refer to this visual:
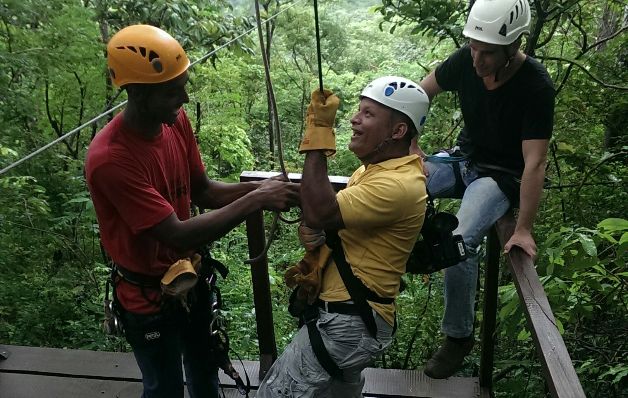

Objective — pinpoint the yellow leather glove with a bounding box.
[285,244,332,304]
[298,222,326,252]
[299,89,340,156]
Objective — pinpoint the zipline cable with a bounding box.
[0,0,304,177]
[0,101,126,176]
[313,0,324,93]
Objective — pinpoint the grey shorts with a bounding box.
[256,308,393,398]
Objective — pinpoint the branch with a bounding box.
[546,0,583,22]
[567,8,588,53]
[536,56,628,90]
[583,25,628,54]
[44,81,74,155]
[535,17,561,50]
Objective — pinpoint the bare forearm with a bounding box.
[516,164,545,233]
[301,151,343,229]
[192,180,260,209]
[153,190,265,250]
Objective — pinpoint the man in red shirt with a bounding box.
[85,24,299,398]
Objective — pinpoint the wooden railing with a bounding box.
[240,171,586,397]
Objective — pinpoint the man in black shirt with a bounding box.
[411,0,555,378]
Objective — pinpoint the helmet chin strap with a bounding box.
[362,136,394,164]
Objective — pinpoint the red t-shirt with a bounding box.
[85,110,205,313]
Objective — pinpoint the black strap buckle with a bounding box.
[301,305,320,325]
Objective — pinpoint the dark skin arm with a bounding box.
[147,174,300,251]
[190,174,261,210]
[301,151,344,230]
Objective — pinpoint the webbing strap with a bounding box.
[114,264,162,288]
[303,306,343,379]
[325,231,392,339]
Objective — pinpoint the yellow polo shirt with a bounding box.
[318,154,427,325]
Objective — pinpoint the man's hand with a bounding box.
[299,89,340,156]
[255,179,300,212]
[504,229,537,259]
[298,222,326,251]
[284,244,332,304]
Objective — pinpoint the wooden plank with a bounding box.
[0,345,140,381]
[240,170,349,191]
[362,368,480,398]
[495,216,586,398]
[0,372,145,398]
[0,345,260,388]
[1,345,486,397]
[0,372,247,398]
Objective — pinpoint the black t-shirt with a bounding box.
[435,45,555,174]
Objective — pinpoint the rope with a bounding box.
[313,0,324,93]
[244,0,293,264]
[0,0,304,177]
[244,0,328,263]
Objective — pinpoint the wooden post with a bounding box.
[245,210,277,380]
[479,227,500,389]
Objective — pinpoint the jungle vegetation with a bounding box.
[0,0,626,396]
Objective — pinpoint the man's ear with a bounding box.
[508,37,522,56]
[391,121,408,140]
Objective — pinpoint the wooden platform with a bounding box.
[0,345,489,397]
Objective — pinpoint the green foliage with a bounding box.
[376,0,467,47]
[0,1,626,396]
[495,218,628,396]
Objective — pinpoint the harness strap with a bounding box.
[114,264,162,288]
[324,231,392,339]
[302,305,343,379]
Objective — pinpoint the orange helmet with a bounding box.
[107,25,190,87]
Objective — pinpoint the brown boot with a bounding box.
[424,337,474,379]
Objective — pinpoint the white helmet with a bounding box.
[463,0,531,45]
[360,76,429,134]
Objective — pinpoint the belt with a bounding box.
[316,300,361,315]
[114,264,162,288]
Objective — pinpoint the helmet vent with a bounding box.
[151,59,163,73]
[510,11,514,24]
[499,24,507,36]
[148,50,159,62]
[139,47,147,57]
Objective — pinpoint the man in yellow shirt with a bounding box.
[257,76,429,397]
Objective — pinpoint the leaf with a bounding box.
[597,218,628,233]
[577,233,597,257]
[517,329,530,341]
[555,318,564,334]
[556,142,576,153]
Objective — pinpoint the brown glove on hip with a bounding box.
[284,244,332,304]
[299,89,340,156]
[161,254,202,311]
